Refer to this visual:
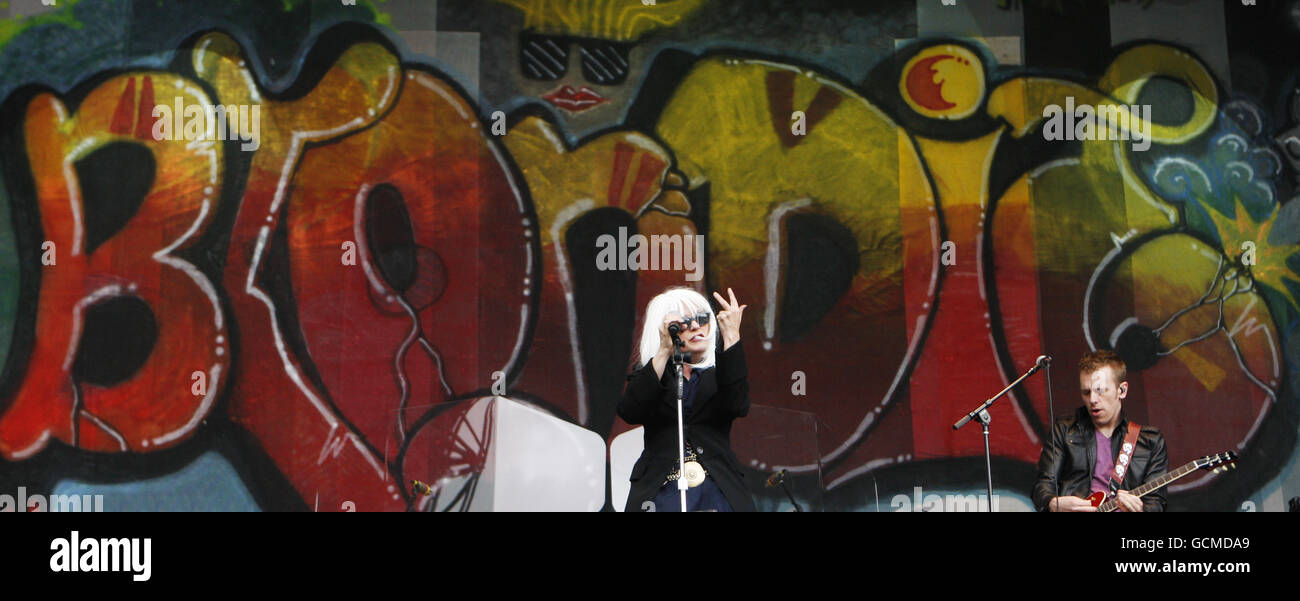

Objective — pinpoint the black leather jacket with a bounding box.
[1033,408,1168,512]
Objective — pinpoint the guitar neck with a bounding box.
[1099,460,1197,512]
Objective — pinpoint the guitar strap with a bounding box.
[1108,421,1142,495]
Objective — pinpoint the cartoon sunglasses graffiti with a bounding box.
[519,30,633,85]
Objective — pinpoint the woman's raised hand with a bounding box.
[712,288,746,350]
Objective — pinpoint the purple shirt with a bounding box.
[1092,429,1114,493]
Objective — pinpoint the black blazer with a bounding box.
[617,342,756,512]
[1033,408,1168,512]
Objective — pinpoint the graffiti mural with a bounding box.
[1,0,1298,511]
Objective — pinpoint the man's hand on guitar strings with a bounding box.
[1051,496,1097,512]
[1115,490,1143,512]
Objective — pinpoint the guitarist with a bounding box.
[1033,350,1168,512]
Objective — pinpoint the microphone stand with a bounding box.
[953,358,1047,512]
[767,470,804,512]
[1046,357,1058,510]
[780,480,803,512]
[671,332,689,513]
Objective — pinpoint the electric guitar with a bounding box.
[1087,451,1238,512]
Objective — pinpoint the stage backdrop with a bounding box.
[0,0,1298,512]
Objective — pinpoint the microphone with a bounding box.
[1024,354,1052,376]
[953,355,1052,430]
[766,469,805,511]
[765,469,786,488]
[667,322,685,349]
[411,479,434,496]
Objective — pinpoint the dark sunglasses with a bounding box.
[672,311,711,331]
[519,31,632,85]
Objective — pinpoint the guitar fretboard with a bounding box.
[1098,461,1198,512]
[1131,462,1197,497]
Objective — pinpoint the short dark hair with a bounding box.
[1079,349,1126,385]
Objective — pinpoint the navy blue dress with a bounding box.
[649,365,734,512]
